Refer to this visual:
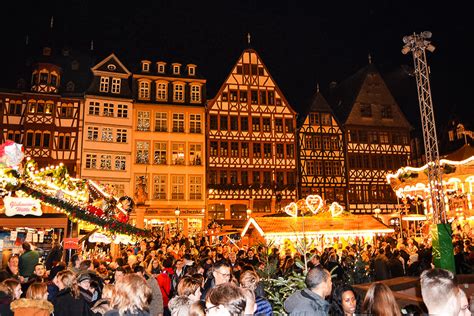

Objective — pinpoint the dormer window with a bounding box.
[187,65,196,76]
[139,80,151,100]
[173,83,184,102]
[51,74,58,87]
[100,77,110,92]
[172,63,181,75]
[157,62,166,73]
[142,61,151,72]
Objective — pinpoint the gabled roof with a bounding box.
[241,214,393,238]
[91,53,131,76]
[298,90,337,127]
[442,144,474,161]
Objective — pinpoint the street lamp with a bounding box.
[175,207,180,234]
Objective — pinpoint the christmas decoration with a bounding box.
[0,141,24,168]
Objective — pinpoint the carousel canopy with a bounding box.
[241,214,394,238]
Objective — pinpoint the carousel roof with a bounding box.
[442,144,474,162]
[241,214,394,238]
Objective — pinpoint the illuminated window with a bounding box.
[136,141,150,164]
[153,175,167,200]
[172,143,185,165]
[99,77,109,92]
[103,103,114,117]
[114,156,126,171]
[189,144,202,166]
[153,142,167,165]
[137,111,151,131]
[86,154,97,169]
[100,155,112,170]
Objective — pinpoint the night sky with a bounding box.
[1,1,472,134]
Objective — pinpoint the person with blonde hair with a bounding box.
[0,278,21,316]
[91,283,115,315]
[105,273,152,316]
[52,270,92,316]
[10,282,54,316]
[239,270,272,315]
[361,282,401,316]
[205,283,246,316]
[420,268,461,316]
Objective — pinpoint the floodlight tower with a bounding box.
[402,32,454,272]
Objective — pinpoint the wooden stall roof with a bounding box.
[241,214,394,237]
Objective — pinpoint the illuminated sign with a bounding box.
[4,197,42,217]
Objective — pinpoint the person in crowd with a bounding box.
[201,260,232,301]
[246,248,260,266]
[241,287,257,315]
[239,270,272,316]
[19,242,40,280]
[174,275,202,302]
[156,256,174,315]
[420,268,461,316]
[373,248,390,281]
[77,272,96,306]
[21,263,47,296]
[361,282,401,316]
[388,249,405,278]
[69,254,82,274]
[326,252,344,281]
[105,273,152,316]
[45,240,63,271]
[205,283,246,316]
[171,258,186,294]
[458,287,472,316]
[91,284,115,315]
[147,258,161,277]
[330,283,359,316]
[0,278,22,316]
[0,255,21,282]
[134,265,164,316]
[52,270,93,316]
[10,282,54,316]
[189,301,205,316]
[284,266,332,315]
[307,253,322,270]
[168,295,191,316]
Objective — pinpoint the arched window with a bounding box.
[156,81,168,101]
[139,81,150,100]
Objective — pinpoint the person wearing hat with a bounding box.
[77,272,96,306]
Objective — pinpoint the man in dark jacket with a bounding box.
[374,248,390,281]
[284,266,332,315]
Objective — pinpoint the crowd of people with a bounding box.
[0,229,472,315]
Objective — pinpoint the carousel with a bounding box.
[386,144,474,238]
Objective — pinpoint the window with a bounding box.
[188,66,196,76]
[172,143,185,165]
[26,132,33,146]
[7,131,21,144]
[359,130,368,143]
[309,113,319,125]
[153,175,167,200]
[155,112,168,132]
[380,132,389,144]
[117,104,128,118]
[42,132,51,148]
[173,64,181,75]
[116,129,127,143]
[156,82,168,101]
[172,113,185,132]
[305,135,314,149]
[381,104,393,119]
[210,142,218,156]
[88,102,100,115]
[323,136,330,150]
[154,142,167,165]
[287,172,296,185]
[102,128,113,142]
[241,171,248,185]
[239,90,248,102]
[137,111,151,131]
[28,101,36,114]
[240,117,248,131]
[115,156,126,170]
[324,161,332,176]
[100,77,109,92]
[222,92,228,101]
[286,144,294,158]
[252,118,260,132]
[8,101,22,115]
[142,61,150,72]
[231,142,239,157]
[220,142,228,157]
[220,171,228,184]
[285,119,294,133]
[139,81,150,100]
[368,132,378,144]
[59,103,73,118]
[103,103,114,117]
[268,91,275,105]
[263,171,271,184]
[360,103,372,117]
[253,171,261,184]
[111,78,121,94]
[40,72,48,84]
[315,161,323,175]
[136,141,150,164]
[100,155,112,170]
[230,116,238,131]
[190,85,201,102]
[86,154,97,169]
[263,118,271,132]
[51,74,58,86]
[157,63,165,73]
[87,127,99,141]
[230,90,238,101]
[275,119,283,132]
[220,116,228,130]
[210,115,218,130]
[251,90,258,104]
[37,101,45,114]
[230,171,238,184]
[209,171,217,185]
[173,83,184,102]
[58,134,70,150]
[259,90,267,105]
[190,114,202,133]
[276,144,284,158]
[307,161,315,175]
[190,144,202,165]
[241,143,249,157]
[190,176,202,200]
[321,113,331,125]
[264,143,272,158]
[171,175,185,200]
[253,143,261,158]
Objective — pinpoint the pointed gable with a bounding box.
[91,53,131,77]
[330,64,411,129]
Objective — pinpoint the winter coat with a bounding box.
[10,298,54,316]
[19,250,40,278]
[104,309,150,316]
[0,291,13,316]
[91,298,113,315]
[52,288,93,316]
[284,288,330,316]
[145,275,164,316]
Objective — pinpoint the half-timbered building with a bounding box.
[207,49,298,222]
[330,64,412,214]
[298,90,348,208]
[0,47,86,175]
[80,54,134,199]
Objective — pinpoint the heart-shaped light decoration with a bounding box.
[284,202,298,217]
[305,195,323,214]
[329,202,344,217]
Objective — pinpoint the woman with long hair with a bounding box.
[105,273,152,316]
[52,270,92,316]
[10,282,54,316]
[91,284,115,315]
[330,284,359,316]
[205,283,246,316]
[239,270,272,316]
[362,282,401,316]
[0,278,22,316]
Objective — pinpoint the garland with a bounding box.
[19,184,152,238]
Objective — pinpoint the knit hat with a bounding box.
[77,272,91,283]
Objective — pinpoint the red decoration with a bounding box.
[87,205,104,217]
[117,212,129,223]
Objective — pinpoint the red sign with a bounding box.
[63,238,79,249]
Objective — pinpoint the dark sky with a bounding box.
[1,1,472,132]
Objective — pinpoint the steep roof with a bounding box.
[298,90,336,127]
[442,144,474,161]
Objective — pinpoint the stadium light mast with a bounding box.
[402,31,454,272]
